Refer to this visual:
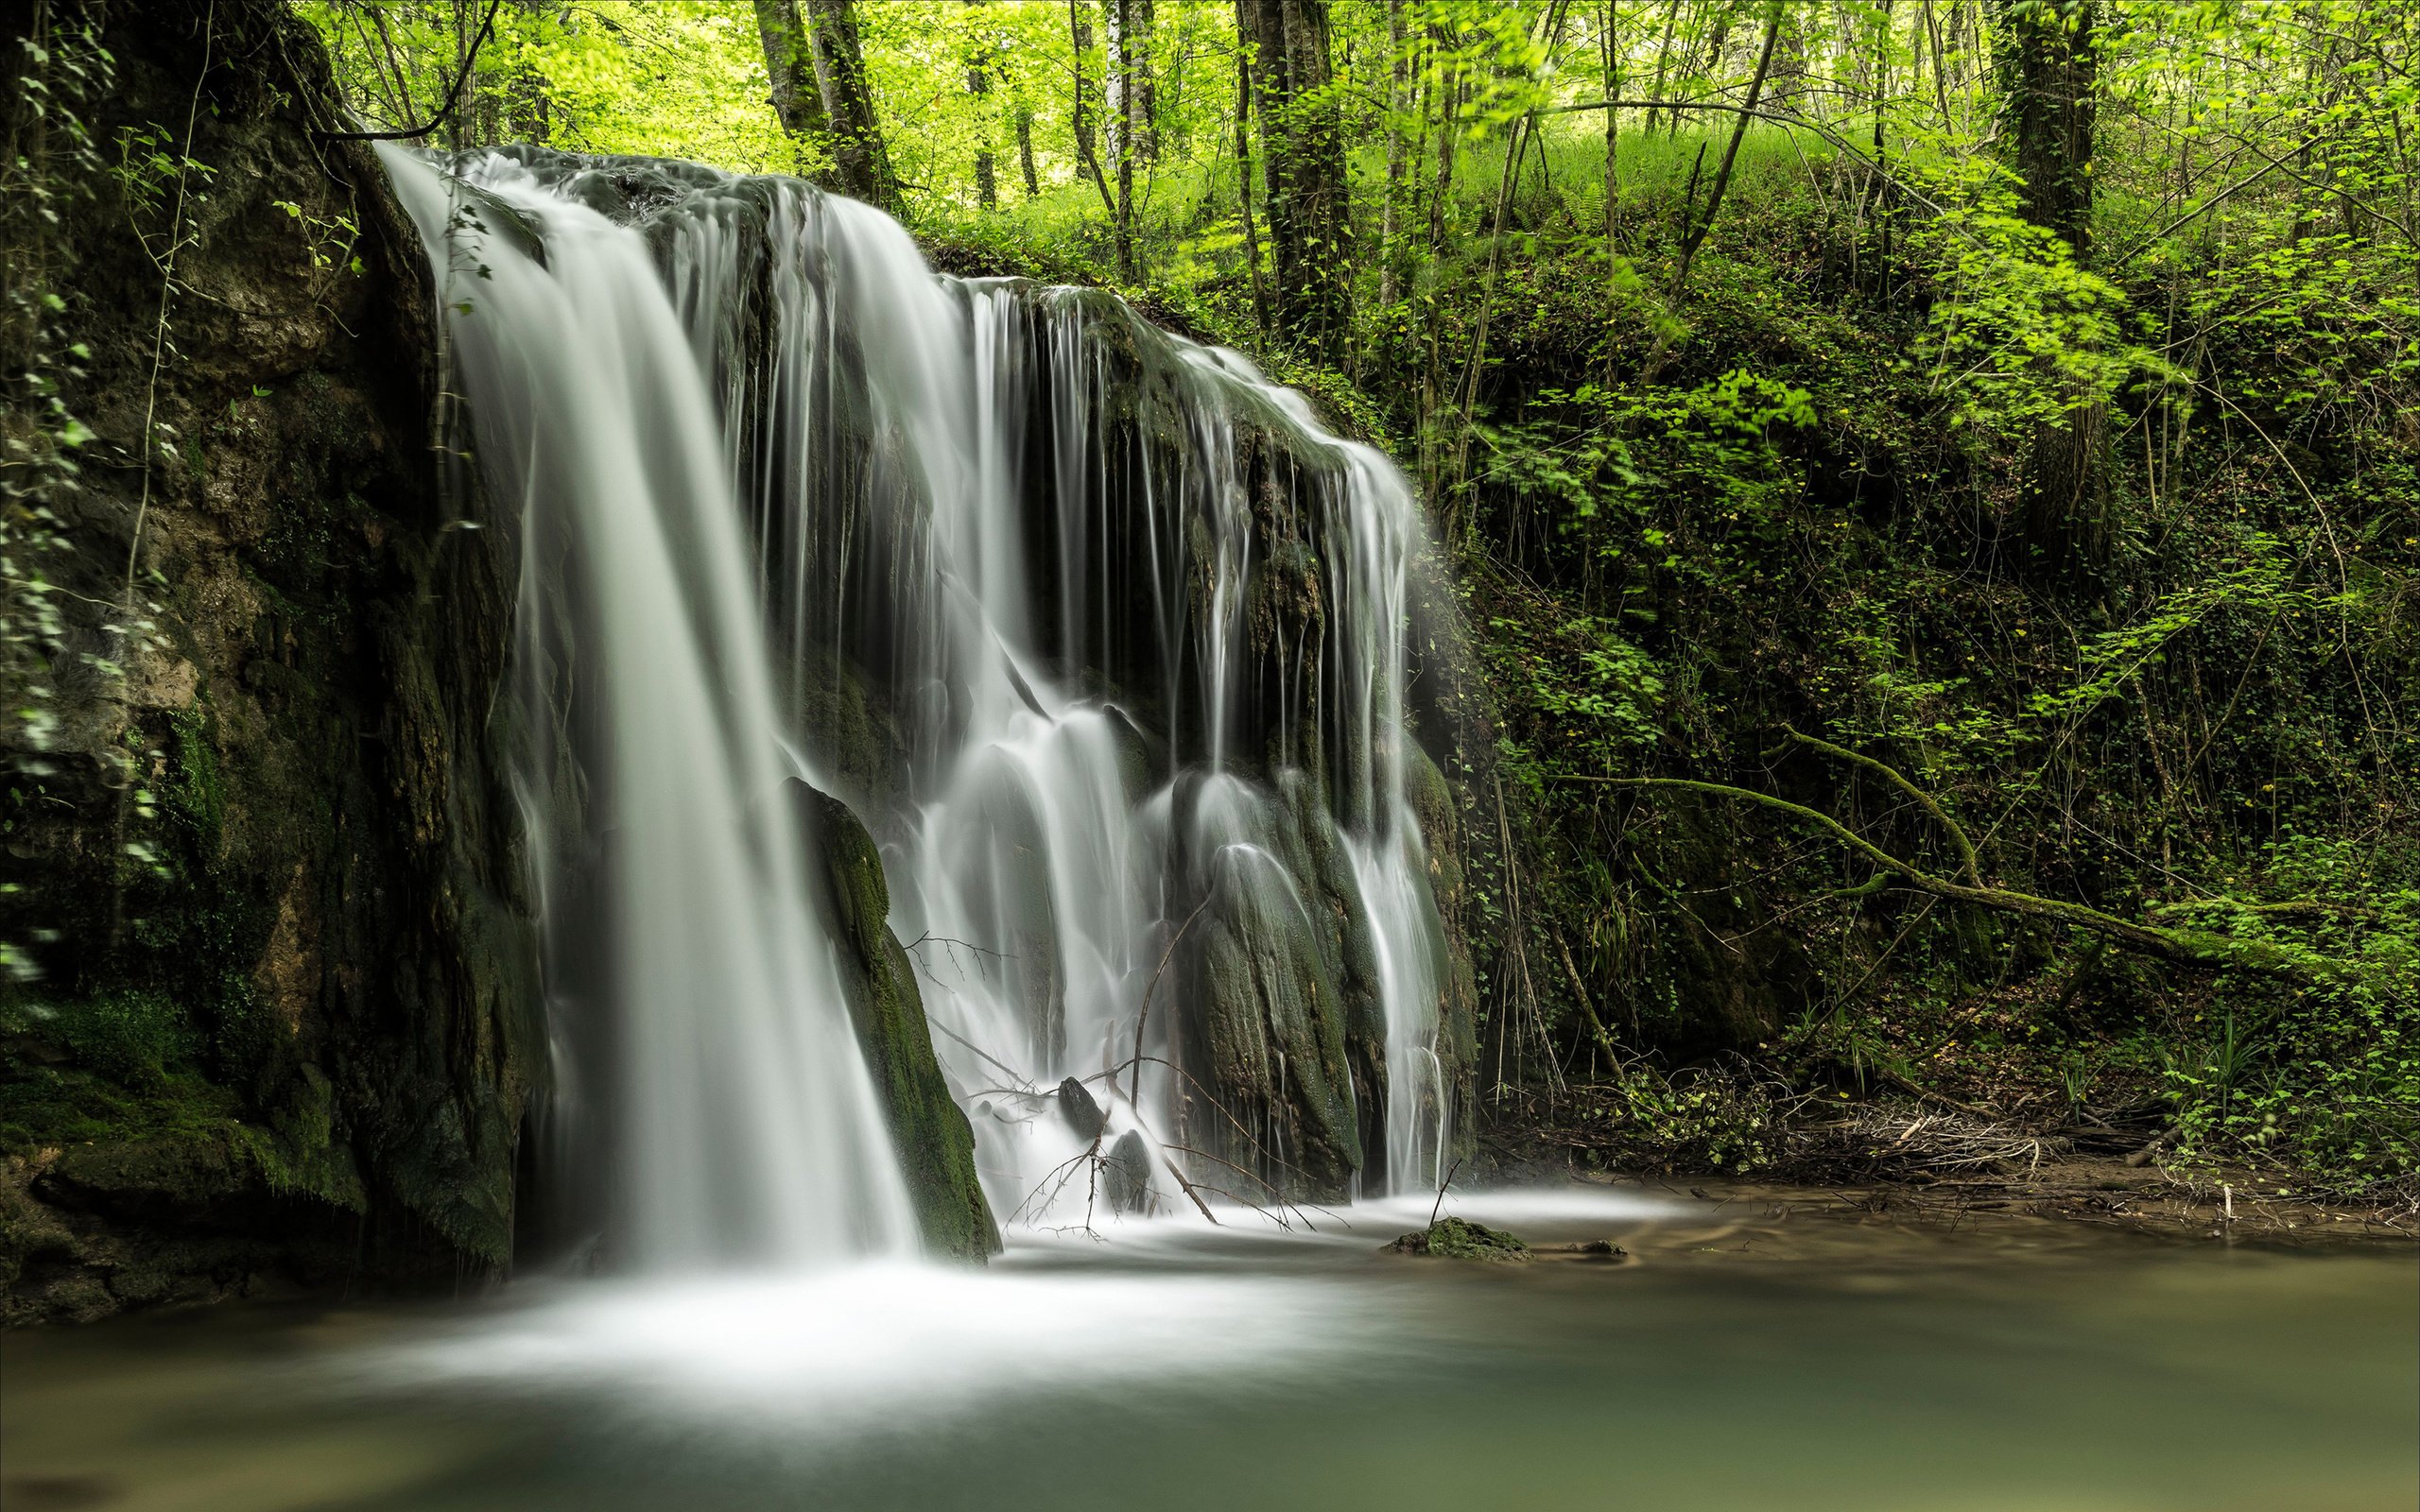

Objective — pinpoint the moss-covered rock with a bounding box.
[788,780,999,1261]
[1383,1215,1531,1263]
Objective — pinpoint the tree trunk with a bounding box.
[1241,0,1351,360]
[1069,1,1116,216]
[1375,0,1409,308]
[1236,18,1272,336]
[1106,0,1135,276]
[1993,0,2107,576]
[966,0,995,209]
[1994,0,2098,255]
[1017,107,1041,197]
[1132,0,1159,163]
[804,0,896,209]
[1645,0,1683,132]
[1600,0,1620,310]
[1426,38,1459,256]
[753,0,833,148]
[1666,0,1782,299]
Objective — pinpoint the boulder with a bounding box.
[1383,1215,1530,1263]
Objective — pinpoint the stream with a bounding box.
[5,1185,2412,1512]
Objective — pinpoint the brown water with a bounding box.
[4,1186,2412,1512]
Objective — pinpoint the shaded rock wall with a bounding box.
[0,0,539,1322]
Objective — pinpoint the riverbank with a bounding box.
[1483,1089,2418,1251]
[1555,1169,2417,1255]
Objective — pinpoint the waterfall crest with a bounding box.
[388,143,1468,1250]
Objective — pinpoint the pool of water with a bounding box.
[4,1185,2413,1511]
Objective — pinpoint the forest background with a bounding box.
[137,1,2420,1201]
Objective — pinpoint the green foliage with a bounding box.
[2152,837,2420,1194]
[2,19,117,771]
[3,991,192,1089]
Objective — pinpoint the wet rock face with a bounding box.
[789,782,999,1261]
[1102,1130,1152,1213]
[0,0,540,1321]
[1168,774,1363,1196]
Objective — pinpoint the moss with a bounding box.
[796,659,905,816]
[245,1063,366,1210]
[0,990,364,1213]
[164,704,225,842]
[12,990,195,1089]
[1384,1215,1531,1263]
[790,780,1000,1260]
[0,1059,235,1157]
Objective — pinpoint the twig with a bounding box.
[1427,1155,1465,1228]
[925,1017,1035,1091]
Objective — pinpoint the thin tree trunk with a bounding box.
[1236,18,1271,337]
[1645,0,1683,132]
[1068,0,1117,216]
[1666,0,1783,300]
[1601,0,1621,384]
[1017,107,1040,197]
[1420,34,1461,487]
[1425,43,1460,252]
[966,0,995,209]
[1375,0,1409,308]
[1452,1,1573,498]
[1132,0,1158,163]
[1106,0,1135,277]
[1923,0,1952,124]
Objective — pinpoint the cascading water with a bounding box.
[385,142,1465,1251]
[381,147,918,1268]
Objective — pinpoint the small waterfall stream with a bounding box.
[386,145,1458,1258]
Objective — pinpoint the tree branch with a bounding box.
[317,0,504,142]
[1563,774,2356,979]
[1781,725,1982,885]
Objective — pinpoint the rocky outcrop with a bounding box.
[789,782,999,1260]
[0,0,539,1322]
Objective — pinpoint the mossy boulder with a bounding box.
[1383,1215,1531,1263]
[788,780,999,1260]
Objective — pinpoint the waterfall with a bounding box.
[386,143,1458,1251]
[381,148,919,1268]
